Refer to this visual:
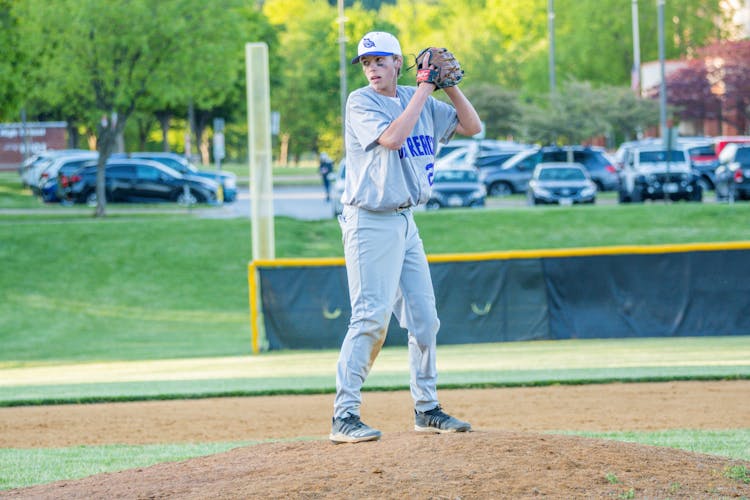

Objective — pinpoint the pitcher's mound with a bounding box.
[8,431,749,498]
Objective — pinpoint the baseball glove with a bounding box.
[415,47,464,89]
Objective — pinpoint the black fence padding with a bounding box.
[428,259,549,344]
[259,266,351,350]
[543,250,750,339]
[257,249,750,350]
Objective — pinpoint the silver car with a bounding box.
[527,162,597,206]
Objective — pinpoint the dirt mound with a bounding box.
[5,431,749,499]
[2,381,749,498]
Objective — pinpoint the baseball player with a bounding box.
[330,31,482,444]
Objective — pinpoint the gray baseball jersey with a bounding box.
[342,85,459,211]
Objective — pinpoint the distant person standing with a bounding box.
[319,152,334,202]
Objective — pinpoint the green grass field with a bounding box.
[2,174,750,490]
[3,199,750,363]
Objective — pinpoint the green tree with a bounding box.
[0,0,20,121]
[264,0,353,161]
[14,0,244,216]
[461,83,523,139]
[601,84,660,142]
[519,80,659,145]
[520,81,606,144]
[553,0,730,89]
[193,4,279,164]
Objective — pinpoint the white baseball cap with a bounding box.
[351,31,402,64]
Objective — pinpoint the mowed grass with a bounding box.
[0,172,47,208]
[3,196,750,362]
[566,429,750,462]
[0,441,259,490]
[1,336,748,405]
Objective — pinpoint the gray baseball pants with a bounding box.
[333,205,440,419]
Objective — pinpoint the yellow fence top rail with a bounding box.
[249,241,750,268]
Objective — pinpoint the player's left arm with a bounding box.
[443,86,482,137]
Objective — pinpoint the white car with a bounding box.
[617,146,702,203]
[21,150,97,193]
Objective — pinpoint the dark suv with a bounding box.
[715,144,750,201]
[127,152,237,202]
[479,146,619,196]
[64,159,221,206]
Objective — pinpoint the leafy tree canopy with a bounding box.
[2,0,745,163]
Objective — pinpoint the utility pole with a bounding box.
[548,0,556,94]
[657,0,667,138]
[337,0,348,147]
[631,0,641,95]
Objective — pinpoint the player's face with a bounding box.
[361,55,401,96]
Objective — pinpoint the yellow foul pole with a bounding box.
[246,42,275,353]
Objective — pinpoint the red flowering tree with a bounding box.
[653,40,750,134]
[662,59,721,124]
[698,40,750,133]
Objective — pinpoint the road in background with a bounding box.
[199,185,334,220]
[0,185,667,220]
[200,186,622,220]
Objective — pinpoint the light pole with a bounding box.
[657,0,667,138]
[548,0,556,94]
[631,0,641,95]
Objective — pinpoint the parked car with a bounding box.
[425,167,486,210]
[64,159,221,206]
[527,162,596,206]
[34,152,99,193]
[471,150,528,171]
[434,147,473,169]
[36,154,99,201]
[681,139,719,191]
[613,138,662,170]
[714,135,750,156]
[436,139,532,167]
[617,146,702,202]
[20,149,96,191]
[479,146,618,196]
[715,143,750,201]
[19,152,54,187]
[615,137,721,192]
[127,152,237,202]
[436,139,474,160]
[46,158,102,203]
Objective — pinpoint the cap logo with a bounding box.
[362,38,376,48]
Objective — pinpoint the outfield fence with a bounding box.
[248,241,750,352]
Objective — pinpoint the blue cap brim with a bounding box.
[351,51,394,64]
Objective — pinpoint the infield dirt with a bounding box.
[2,380,749,498]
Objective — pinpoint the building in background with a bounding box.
[0,122,67,170]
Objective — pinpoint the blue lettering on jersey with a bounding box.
[426,162,434,186]
[413,136,424,156]
[423,136,434,155]
[399,134,435,159]
[406,137,417,157]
